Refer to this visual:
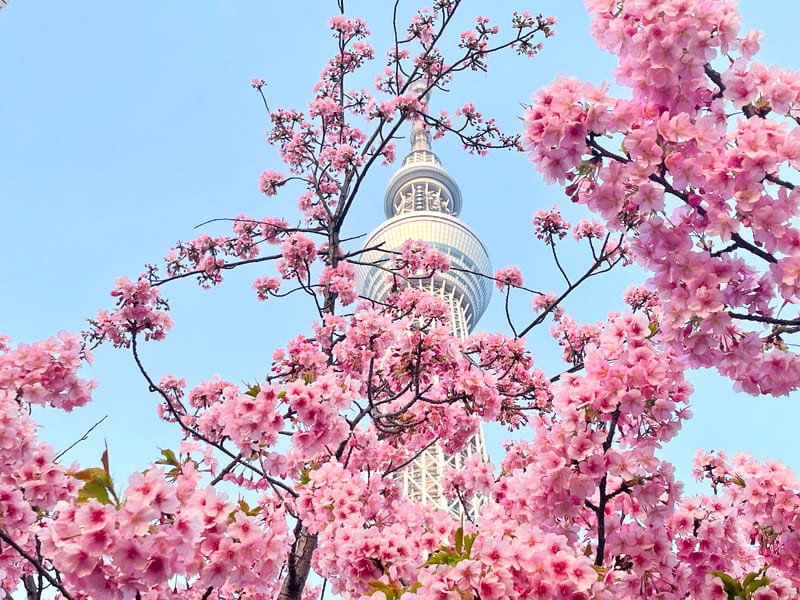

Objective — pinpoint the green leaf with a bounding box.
[744,576,770,596]
[591,564,607,579]
[708,567,771,599]
[154,448,183,481]
[297,466,312,486]
[71,467,108,483]
[577,159,598,176]
[742,567,771,596]
[71,468,114,505]
[155,448,179,467]
[742,571,759,589]
[419,528,478,570]
[240,501,262,517]
[463,532,477,557]
[77,478,112,505]
[245,384,261,398]
[710,570,744,599]
[365,580,397,600]
[422,550,459,567]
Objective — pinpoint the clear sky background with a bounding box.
[1,1,798,495]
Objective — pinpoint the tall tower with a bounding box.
[358,99,493,517]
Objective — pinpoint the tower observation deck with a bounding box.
[357,102,493,518]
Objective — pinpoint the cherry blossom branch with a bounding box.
[503,287,518,338]
[646,171,778,264]
[337,6,553,223]
[0,530,73,600]
[420,112,522,152]
[209,453,243,486]
[152,253,283,286]
[709,241,740,258]
[764,173,795,189]
[392,0,402,92]
[192,216,315,234]
[391,1,458,89]
[585,135,779,265]
[703,63,725,99]
[453,266,543,295]
[383,438,439,477]
[336,117,406,226]
[516,235,626,338]
[129,334,297,498]
[593,408,621,566]
[200,586,215,600]
[255,83,270,113]
[550,239,571,286]
[22,538,47,600]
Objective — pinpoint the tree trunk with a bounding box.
[277,525,318,600]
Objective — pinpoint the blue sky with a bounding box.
[1,1,798,493]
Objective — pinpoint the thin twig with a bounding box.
[54,415,108,462]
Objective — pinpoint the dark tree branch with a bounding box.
[517,235,626,339]
[0,530,73,600]
[728,311,800,327]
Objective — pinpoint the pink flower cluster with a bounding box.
[277,232,317,281]
[253,275,281,300]
[297,460,454,597]
[523,0,800,395]
[573,218,605,242]
[86,276,172,348]
[0,334,93,589]
[396,239,451,281]
[259,169,286,196]
[318,261,358,305]
[0,391,78,590]
[45,466,291,599]
[0,331,94,410]
[493,265,523,291]
[533,207,570,246]
[550,314,602,367]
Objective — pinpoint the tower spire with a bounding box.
[410,116,432,153]
[382,87,464,219]
[409,83,433,153]
[411,81,431,153]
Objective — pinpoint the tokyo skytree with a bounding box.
[357,104,493,518]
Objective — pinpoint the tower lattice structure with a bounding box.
[358,109,493,519]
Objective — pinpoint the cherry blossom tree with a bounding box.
[2,1,800,599]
